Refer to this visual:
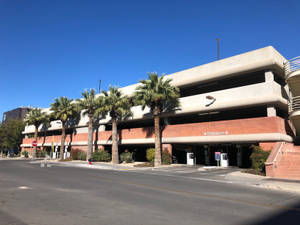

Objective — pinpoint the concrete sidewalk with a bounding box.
[226,171,300,194]
[30,159,186,170]
[30,159,139,170]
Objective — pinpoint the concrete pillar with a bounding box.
[99,125,106,131]
[265,71,274,82]
[204,145,210,166]
[267,106,276,117]
[236,145,242,167]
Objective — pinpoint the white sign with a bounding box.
[204,131,228,136]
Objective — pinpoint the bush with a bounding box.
[70,148,86,160]
[92,150,111,162]
[120,151,134,163]
[146,148,155,163]
[162,150,172,165]
[250,145,270,174]
[22,150,29,158]
[36,149,47,158]
[146,148,172,165]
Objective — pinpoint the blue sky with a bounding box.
[1,0,300,120]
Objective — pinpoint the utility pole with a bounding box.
[216,38,220,60]
[98,80,101,93]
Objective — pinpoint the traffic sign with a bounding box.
[32,141,37,147]
[215,152,221,161]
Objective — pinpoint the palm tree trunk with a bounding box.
[154,114,162,167]
[33,126,38,158]
[111,116,119,164]
[60,123,66,160]
[87,115,93,161]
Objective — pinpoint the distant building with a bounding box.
[2,107,32,123]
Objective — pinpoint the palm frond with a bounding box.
[134,72,180,115]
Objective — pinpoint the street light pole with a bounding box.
[216,38,220,60]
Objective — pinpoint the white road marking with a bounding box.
[128,170,234,184]
[18,186,31,190]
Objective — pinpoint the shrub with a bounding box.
[146,148,172,165]
[250,145,270,174]
[22,150,29,158]
[92,150,111,162]
[36,149,47,158]
[162,150,172,165]
[70,148,86,160]
[146,148,155,163]
[60,157,72,162]
[120,151,134,163]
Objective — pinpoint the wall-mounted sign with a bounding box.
[204,131,228,136]
[215,152,221,161]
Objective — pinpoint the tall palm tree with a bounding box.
[99,86,132,164]
[50,97,79,160]
[24,108,48,158]
[77,89,104,161]
[134,72,180,167]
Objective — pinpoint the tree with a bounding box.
[77,89,104,161]
[24,108,48,158]
[0,119,25,157]
[50,97,79,160]
[99,87,132,164]
[134,72,180,167]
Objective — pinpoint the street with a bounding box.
[0,160,300,225]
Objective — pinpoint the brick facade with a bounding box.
[22,116,291,147]
[22,116,292,157]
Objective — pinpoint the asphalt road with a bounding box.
[1,160,300,225]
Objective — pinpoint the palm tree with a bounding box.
[24,108,48,158]
[99,86,132,164]
[134,72,180,167]
[77,89,104,161]
[50,97,79,160]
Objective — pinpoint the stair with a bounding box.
[266,142,300,180]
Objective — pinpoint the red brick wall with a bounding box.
[266,142,300,180]
[22,116,290,147]
[259,142,276,151]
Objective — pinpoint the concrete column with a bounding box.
[265,71,274,82]
[267,106,276,117]
[204,145,210,166]
[236,145,242,167]
[99,125,106,131]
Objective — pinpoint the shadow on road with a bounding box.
[245,201,300,225]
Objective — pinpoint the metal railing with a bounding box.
[273,142,285,168]
[284,56,300,77]
[289,96,300,112]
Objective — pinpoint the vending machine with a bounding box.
[220,153,229,167]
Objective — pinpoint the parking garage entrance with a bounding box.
[172,144,253,168]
